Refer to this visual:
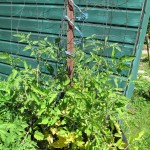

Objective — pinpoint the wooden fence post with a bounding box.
[67,0,74,78]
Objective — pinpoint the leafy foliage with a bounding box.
[0,34,129,149]
[123,55,150,150]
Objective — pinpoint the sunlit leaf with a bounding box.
[34,131,44,141]
[0,53,10,59]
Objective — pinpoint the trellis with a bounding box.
[0,0,150,98]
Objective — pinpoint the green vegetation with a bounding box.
[147,19,150,35]
[0,33,149,150]
[123,54,150,150]
[0,34,131,150]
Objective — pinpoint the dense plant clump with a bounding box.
[0,34,129,149]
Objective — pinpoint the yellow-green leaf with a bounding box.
[34,131,44,141]
[50,137,68,148]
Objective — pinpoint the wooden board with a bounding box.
[0,0,144,9]
[0,4,141,27]
[0,17,138,44]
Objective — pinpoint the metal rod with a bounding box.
[67,0,74,78]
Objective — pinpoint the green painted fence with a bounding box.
[0,0,150,98]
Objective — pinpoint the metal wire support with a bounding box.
[70,0,88,21]
[64,15,83,38]
[65,51,76,57]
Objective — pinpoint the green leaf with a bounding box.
[31,92,40,105]
[115,139,122,147]
[46,64,54,75]
[11,69,18,79]
[85,57,93,63]
[31,85,46,96]
[24,45,32,51]
[61,120,66,125]
[63,78,70,86]
[113,78,118,88]
[19,39,26,43]
[26,32,31,39]
[37,118,49,125]
[0,53,10,59]
[76,140,85,147]
[114,121,122,135]
[66,90,75,97]
[120,55,135,63]
[135,131,144,141]
[34,131,44,141]
[50,116,60,126]
[0,129,7,142]
[37,108,46,116]
[114,133,122,138]
[118,142,128,150]
[49,93,58,104]
[23,61,29,70]
[57,130,67,136]
[33,41,38,45]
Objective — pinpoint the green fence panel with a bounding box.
[0,0,149,98]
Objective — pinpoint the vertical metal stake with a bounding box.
[67,0,74,78]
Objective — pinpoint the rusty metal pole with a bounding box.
[67,0,74,78]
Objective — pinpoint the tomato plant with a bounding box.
[0,34,129,149]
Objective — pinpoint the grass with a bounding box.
[123,54,150,150]
[140,52,150,74]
